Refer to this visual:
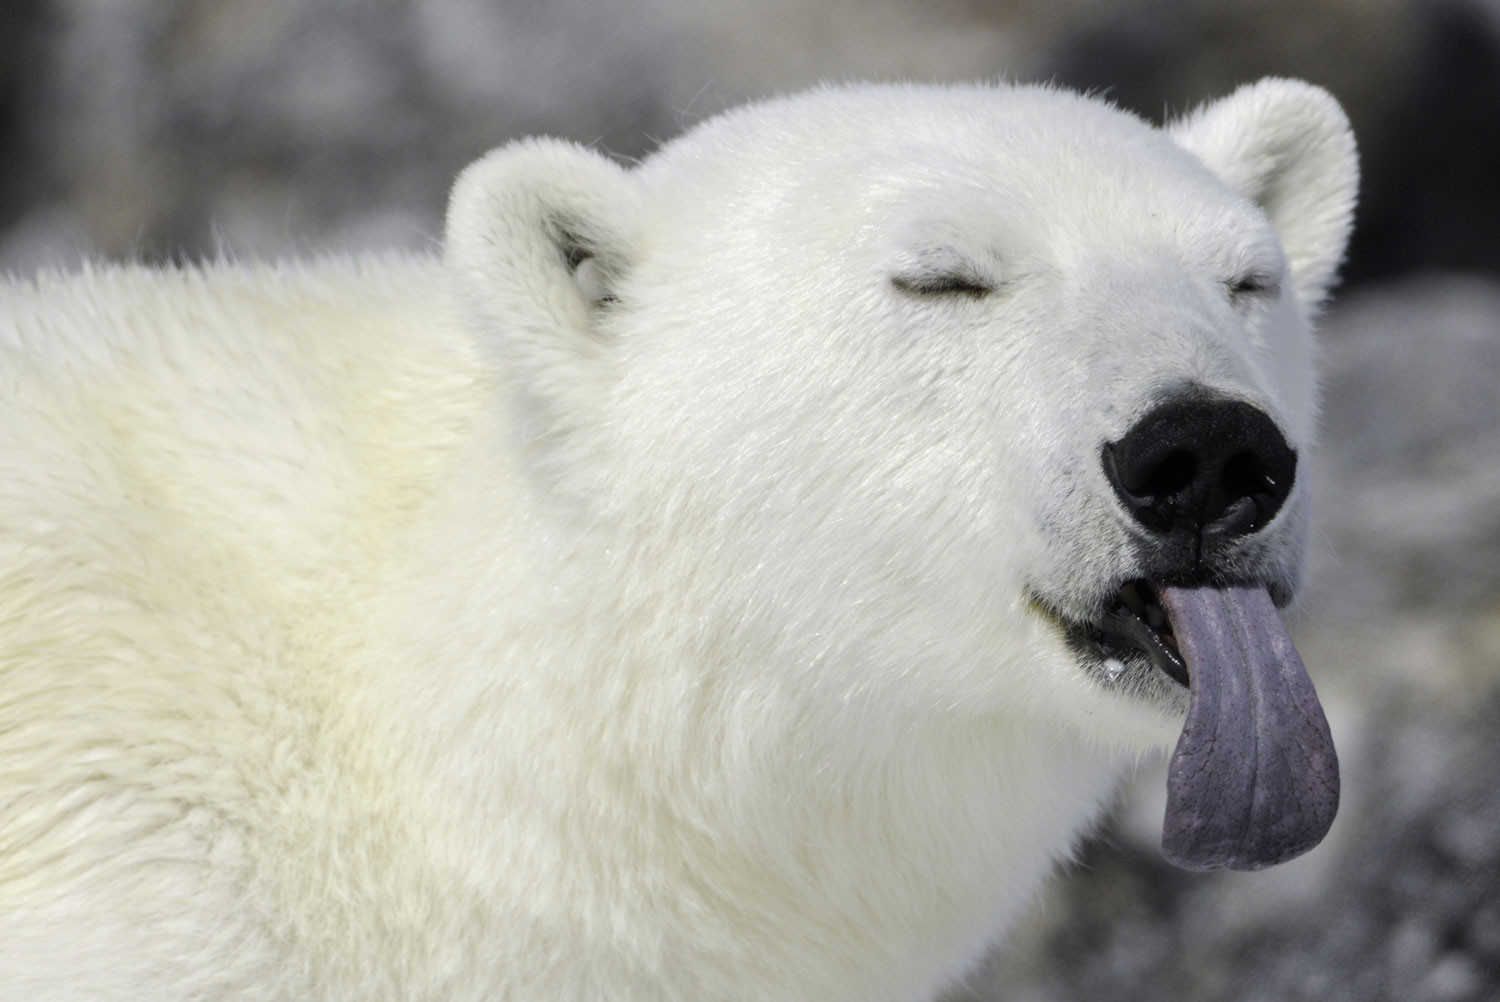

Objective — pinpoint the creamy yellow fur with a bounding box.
[0,79,1355,1000]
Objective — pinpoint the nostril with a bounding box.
[1135,449,1197,500]
[1219,450,1286,533]
[1222,450,1270,501]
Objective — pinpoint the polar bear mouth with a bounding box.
[1038,580,1187,689]
[1098,580,1189,687]
[1037,578,1341,873]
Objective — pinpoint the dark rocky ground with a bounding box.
[3,2,1498,998]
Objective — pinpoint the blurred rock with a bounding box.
[11,0,1496,283]
[0,0,1032,269]
[1,0,696,268]
[0,0,51,236]
[1312,276,1500,621]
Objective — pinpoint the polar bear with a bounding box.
[0,79,1355,1000]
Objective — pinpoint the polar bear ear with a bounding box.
[1169,78,1359,311]
[445,139,644,417]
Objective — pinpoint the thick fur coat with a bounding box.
[0,80,1356,1000]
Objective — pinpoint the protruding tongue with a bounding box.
[1156,582,1339,871]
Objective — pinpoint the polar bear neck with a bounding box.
[344,400,1123,1001]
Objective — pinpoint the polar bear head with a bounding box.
[446,80,1357,870]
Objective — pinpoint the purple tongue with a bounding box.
[1156,582,1339,871]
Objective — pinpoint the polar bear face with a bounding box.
[446,81,1357,756]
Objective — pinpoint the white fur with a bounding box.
[0,80,1356,1000]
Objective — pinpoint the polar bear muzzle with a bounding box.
[1096,397,1338,872]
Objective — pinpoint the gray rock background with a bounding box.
[3,1,1499,999]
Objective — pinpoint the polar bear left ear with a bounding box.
[445,139,645,424]
[1169,78,1359,311]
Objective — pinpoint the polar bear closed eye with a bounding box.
[0,79,1355,1000]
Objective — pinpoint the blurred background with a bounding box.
[2,1,1498,999]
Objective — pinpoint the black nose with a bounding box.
[1102,397,1296,540]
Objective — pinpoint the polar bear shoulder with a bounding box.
[0,258,500,994]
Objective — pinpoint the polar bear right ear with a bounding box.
[445,139,645,422]
[1169,78,1359,312]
